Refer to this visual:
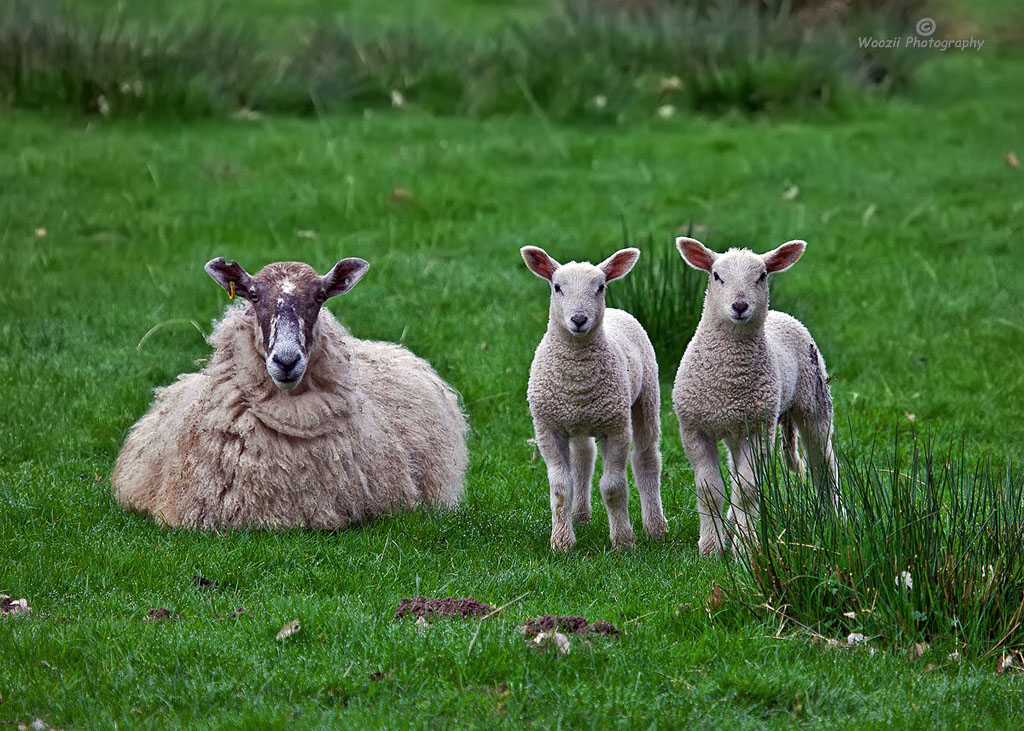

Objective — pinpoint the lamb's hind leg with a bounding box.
[598,433,636,549]
[681,427,727,557]
[536,429,575,551]
[631,384,667,541]
[797,413,842,516]
[570,436,596,523]
[780,412,806,476]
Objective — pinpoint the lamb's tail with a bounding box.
[780,414,805,476]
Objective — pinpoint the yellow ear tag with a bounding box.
[229,281,236,300]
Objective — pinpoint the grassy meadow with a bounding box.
[2,0,1023,727]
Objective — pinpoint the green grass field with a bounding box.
[2,1,1024,727]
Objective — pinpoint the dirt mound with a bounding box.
[394,596,494,620]
[522,615,620,638]
[145,607,179,621]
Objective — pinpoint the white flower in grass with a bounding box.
[657,104,676,119]
[895,570,913,590]
[390,89,406,108]
[592,95,608,109]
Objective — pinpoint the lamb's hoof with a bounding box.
[611,530,636,550]
[550,531,576,552]
[698,535,726,558]
[644,516,668,542]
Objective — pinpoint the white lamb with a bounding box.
[112,257,468,528]
[521,246,667,551]
[672,237,839,556]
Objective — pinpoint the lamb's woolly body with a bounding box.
[673,310,827,437]
[113,306,467,528]
[528,310,650,440]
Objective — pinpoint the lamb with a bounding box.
[112,256,468,529]
[521,245,667,551]
[672,237,840,556]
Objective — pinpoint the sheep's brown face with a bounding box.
[205,257,370,390]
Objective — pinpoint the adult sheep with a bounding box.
[113,256,468,529]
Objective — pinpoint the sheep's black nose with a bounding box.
[273,353,300,371]
[732,301,749,315]
[571,314,589,328]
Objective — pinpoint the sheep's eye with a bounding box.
[713,272,723,284]
[249,291,259,303]
[596,284,605,295]
[314,291,326,304]
[757,271,767,283]
[553,284,562,294]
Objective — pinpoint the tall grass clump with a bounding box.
[606,232,704,377]
[734,431,1024,656]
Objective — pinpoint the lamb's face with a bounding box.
[707,251,769,325]
[549,262,608,337]
[205,256,370,391]
[521,246,641,339]
[676,237,807,329]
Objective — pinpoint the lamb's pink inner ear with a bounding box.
[764,240,807,273]
[599,248,640,282]
[520,246,559,281]
[675,237,715,272]
[323,258,370,298]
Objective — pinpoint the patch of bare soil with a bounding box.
[394,596,495,620]
[522,615,620,638]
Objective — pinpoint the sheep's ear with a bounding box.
[763,240,806,273]
[598,247,640,282]
[520,246,560,281]
[205,258,255,298]
[322,257,370,298]
[675,237,716,272]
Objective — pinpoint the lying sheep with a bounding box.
[113,257,468,529]
[521,246,667,551]
[672,237,839,556]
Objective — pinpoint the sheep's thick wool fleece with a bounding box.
[113,306,467,528]
[673,308,829,437]
[528,309,655,439]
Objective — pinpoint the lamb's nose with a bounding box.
[732,301,749,315]
[571,314,589,328]
[273,352,300,371]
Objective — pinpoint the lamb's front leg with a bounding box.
[727,435,762,554]
[681,427,727,557]
[537,429,575,551]
[570,436,596,523]
[598,433,635,549]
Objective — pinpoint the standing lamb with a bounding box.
[113,256,468,529]
[672,237,839,556]
[521,245,667,551]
